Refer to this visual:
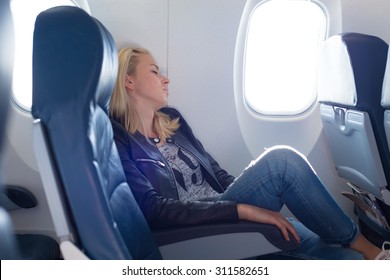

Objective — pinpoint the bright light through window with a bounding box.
[244,0,326,115]
[11,0,75,111]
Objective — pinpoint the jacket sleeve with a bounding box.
[112,121,239,229]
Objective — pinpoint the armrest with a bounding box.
[153,221,298,260]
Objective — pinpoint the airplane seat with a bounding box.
[32,5,158,260]
[318,32,390,245]
[31,6,298,259]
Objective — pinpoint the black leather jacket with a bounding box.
[111,107,239,229]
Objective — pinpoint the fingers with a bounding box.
[269,212,300,243]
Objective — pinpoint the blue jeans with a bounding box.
[219,146,364,260]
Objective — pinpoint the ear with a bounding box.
[125,74,134,91]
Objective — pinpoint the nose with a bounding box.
[162,75,170,84]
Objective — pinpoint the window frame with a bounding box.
[240,0,328,117]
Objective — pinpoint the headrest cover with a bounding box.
[32,6,118,122]
[318,33,388,109]
[382,51,390,107]
[318,35,357,106]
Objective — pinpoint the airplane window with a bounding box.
[10,0,76,111]
[243,0,326,115]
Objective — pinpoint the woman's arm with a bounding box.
[237,204,300,242]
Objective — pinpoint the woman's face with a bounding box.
[126,53,169,111]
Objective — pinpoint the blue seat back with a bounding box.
[318,33,390,204]
[32,6,161,259]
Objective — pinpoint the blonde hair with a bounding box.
[109,47,179,142]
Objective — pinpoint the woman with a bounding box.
[109,46,389,260]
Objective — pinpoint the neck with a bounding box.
[135,105,157,138]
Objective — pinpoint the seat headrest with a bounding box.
[32,6,118,121]
[318,33,388,109]
[381,51,390,108]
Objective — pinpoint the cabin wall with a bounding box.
[342,0,390,43]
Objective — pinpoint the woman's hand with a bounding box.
[237,203,300,243]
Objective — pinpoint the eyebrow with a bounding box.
[150,64,159,70]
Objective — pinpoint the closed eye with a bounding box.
[150,63,160,75]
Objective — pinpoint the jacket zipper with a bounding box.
[136,158,166,167]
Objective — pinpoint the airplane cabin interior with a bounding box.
[1,0,390,262]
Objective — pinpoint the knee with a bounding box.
[249,145,312,176]
[262,145,314,171]
[263,145,306,162]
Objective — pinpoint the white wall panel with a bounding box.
[342,0,390,43]
[90,0,169,74]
